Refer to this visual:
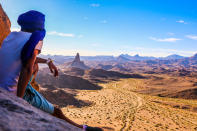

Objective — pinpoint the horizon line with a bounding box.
[40,53,197,58]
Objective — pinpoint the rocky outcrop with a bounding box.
[73,53,81,63]
[68,53,90,70]
[0,4,11,46]
[0,88,81,131]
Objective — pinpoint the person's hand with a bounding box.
[48,61,58,77]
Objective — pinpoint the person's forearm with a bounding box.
[35,57,47,64]
[17,67,33,97]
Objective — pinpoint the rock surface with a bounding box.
[0,4,11,46]
[0,88,81,131]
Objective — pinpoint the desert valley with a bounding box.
[35,53,197,131]
[1,1,197,131]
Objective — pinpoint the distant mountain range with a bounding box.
[39,53,192,65]
[118,54,185,61]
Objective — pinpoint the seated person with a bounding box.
[0,10,102,131]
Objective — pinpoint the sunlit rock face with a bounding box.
[0,4,11,47]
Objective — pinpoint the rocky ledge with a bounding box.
[0,88,81,131]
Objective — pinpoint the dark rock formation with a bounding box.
[0,4,11,46]
[73,53,80,62]
[69,53,90,69]
[0,88,80,131]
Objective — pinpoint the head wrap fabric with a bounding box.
[18,10,46,65]
[21,30,46,65]
[17,10,45,31]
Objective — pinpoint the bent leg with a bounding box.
[23,84,83,129]
[23,83,54,114]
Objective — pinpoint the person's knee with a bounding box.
[54,107,61,112]
[53,107,63,115]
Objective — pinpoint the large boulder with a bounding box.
[0,88,81,131]
[0,4,11,47]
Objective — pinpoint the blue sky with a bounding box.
[1,0,197,57]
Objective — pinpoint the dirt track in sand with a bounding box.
[62,79,197,131]
[62,82,143,130]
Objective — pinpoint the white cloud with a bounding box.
[11,27,20,32]
[176,20,187,24]
[186,35,197,40]
[149,37,181,42]
[47,31,75,37]
[90,3,100,7]
[100,20,107,24]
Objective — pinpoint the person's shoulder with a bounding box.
[14,31,32,39]
[8,31,32,37]
[16,31,32,36]
[3,31,32,44]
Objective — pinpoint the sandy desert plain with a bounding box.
[36,55,197,131]
[62,77,197,131]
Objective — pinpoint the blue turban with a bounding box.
[17,10,45,31]
[18,10,46,65]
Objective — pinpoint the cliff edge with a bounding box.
[0,88,81,131]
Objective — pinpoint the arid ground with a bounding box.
[60,76,197,131]
[37,54,197,131]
